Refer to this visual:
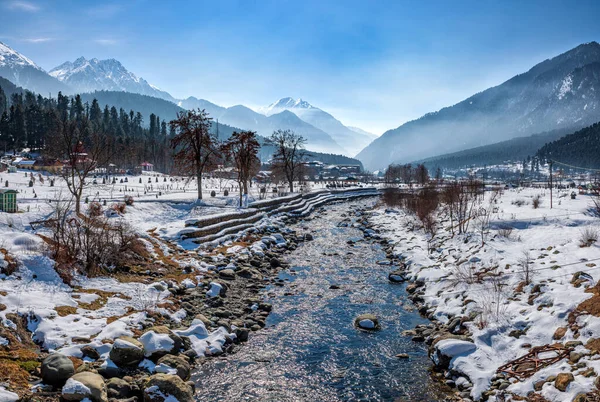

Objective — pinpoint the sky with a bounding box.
[1,0,600,135]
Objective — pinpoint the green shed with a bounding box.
[0,190,18,213]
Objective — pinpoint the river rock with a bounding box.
[156,355,191,380]
[219,269,236,279]
[41,353,75,386]
[144,373,193,402]
[140,326,183,359]
[81,345,100,360]
[354,314,380,330]
[62,372,107,402]
[554,372,574,392]
[430,338,476,370]
[109,336,145,366]
[388,270,406,283]
[107,377,138,399]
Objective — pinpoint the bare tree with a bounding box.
[415,164,429,185]
[268,129,307,193]
[221,130,261,207]
[53,119,111,214]
[475,188,500,246]
[519,250,534,285]
[170,109,220,200]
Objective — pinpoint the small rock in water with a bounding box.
[388,270,406,283]
[354,314,380,330]
[395,353,409,359]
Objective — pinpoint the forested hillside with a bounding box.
[537,122,600,168]
[417,127,573,170]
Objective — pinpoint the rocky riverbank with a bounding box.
[26,214,316,402]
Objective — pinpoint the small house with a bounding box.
[140,162,154,172]
[0,190,18,212]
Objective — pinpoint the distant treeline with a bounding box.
[415,127,578,171]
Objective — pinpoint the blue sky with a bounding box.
[1,0,599,134]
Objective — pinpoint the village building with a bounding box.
[0,189,18,213]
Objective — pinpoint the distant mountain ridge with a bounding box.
[0,41,371,157]
[357,41,600,171]
[49,57,174,101]
[0,41,69,95]
[178,97,346,154]
[258,97,378,156]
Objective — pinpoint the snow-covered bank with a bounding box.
[370,187,600,401]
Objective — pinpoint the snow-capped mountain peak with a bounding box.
[49,57,174,101]
[262,97,316,115]
[0,41,42,71]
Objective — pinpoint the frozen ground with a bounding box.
[371,187,600,401]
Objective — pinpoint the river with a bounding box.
[193,198,448,401]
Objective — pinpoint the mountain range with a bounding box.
[0,41,374,157]
[2,40,600,170]
[49,57,174,101]
[357,41,600,171]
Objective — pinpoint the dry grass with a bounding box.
[0,359,31,389]
[55,306,77,317]
[72,288,131,311]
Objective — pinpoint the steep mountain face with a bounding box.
[357,42,600,171]
[50,57,174,101]
[261,97,376,156]
[0,41,69,95]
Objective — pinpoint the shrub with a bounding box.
[111,203,127,214]
[497,225,513,239]
[210,190,216,197]
[88,201,103,217]
[579,227,599,247]
[532,195,542,209]
[47,200,138,281]
[124,195,134,206]
[512,199,526,207]
[224,189,229,196]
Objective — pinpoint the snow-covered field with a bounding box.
[371,187,600,401]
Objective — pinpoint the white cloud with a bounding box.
[94,39,118,46]
[23,37,53,43]
[6,1,40,12]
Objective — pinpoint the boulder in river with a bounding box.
[354,314,380,330]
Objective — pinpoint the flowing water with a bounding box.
[194,198,447,401]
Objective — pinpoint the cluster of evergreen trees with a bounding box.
[537,122,600,170]
[0,85,173,172]
[0,82,365,175]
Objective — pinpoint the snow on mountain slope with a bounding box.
[49,57,174,101]
[260,97,375,156]
[0,41,69,95]
[0,41,41,70]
